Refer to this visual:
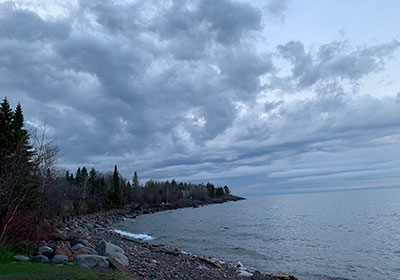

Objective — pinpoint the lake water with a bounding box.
[115,188,400,280]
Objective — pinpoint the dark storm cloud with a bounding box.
[1,0,400,194]
[0,0,268,163]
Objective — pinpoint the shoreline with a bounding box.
[54,199,297,280]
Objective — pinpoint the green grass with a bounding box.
[0,246,128,280]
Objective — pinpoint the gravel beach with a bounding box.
[54,204,297,280]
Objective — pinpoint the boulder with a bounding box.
[238,270,253,277]
[71,239,92,248]
[96,240,124,256]
[83,246,97,255]
[99,260,109,268]
[69,249,88,261]
[109,253,129,267]
[50,255,69,264]
[53,229,67,240]
[38,246,53,254]
[71,243,96,254]
[71,244,97,255]
[54,243,72,257]
[74,254,108,268]
[271,274,298,280]
[14,255,29,261]
[32,255,49,263]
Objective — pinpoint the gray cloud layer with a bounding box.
[1,0,400,195]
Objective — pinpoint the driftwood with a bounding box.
[107,256,137,279]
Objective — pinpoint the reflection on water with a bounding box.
[116,188,400,280]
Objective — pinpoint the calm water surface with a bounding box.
[116,188,400,280]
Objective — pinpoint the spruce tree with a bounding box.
[0,97,14,160]
[81,167,88,188]
[112,165,122,207]
[88,167,98,195]
[132,171,140,203]
[75,167,81,185]
[12,104,26,147]
[133,171,139,188]
[0,99,38,239]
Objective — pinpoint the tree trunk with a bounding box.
[0,207,8,235]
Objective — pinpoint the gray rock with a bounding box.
[38,246,53,254]
[50,255,69,264]
[109,253,129,267]
[53,229,67,240]
[71,244,97,255]
[32,255,49,263]
[238,270,253,277]
[96,240,124,256]
[99,260,109,268]
[75,254,108,268]
[71,239,91,248]
[14,255,29,261]
[70,243,85,251]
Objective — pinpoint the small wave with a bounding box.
[112,229,154,240]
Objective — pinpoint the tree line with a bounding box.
[0,97,232,244]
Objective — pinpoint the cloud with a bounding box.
[274,39,400,91]
[0,2,71,41]
[266,0,290,21]
[1,0,400,195]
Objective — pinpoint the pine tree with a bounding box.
[0,97,14,160]
[132,171,141,203]
[88,167,98,195]
[75,168,81,185]
[81,166,88,189]
[112,165,122,207]
[0,99,38,240]
[224,185,230,195]
[12,104,25,147]
[133,171,139,188]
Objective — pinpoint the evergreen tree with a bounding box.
[111,165,122,207]
[215,187,224,197]
[12,103,27,149]
[99,175,107,207]
[133,171,139,188]
[224,185,230,195]
[75,168,81,185]
[0,99,38,239]
[132,171,141,204]
[88,167,98,195]
[0,97,14,160]
[81,166,88,189]
[207,183,215,198]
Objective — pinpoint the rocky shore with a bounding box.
[48,199,297,280]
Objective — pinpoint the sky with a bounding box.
[1,0,400,195]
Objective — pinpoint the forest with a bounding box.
[0,97,233,246]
